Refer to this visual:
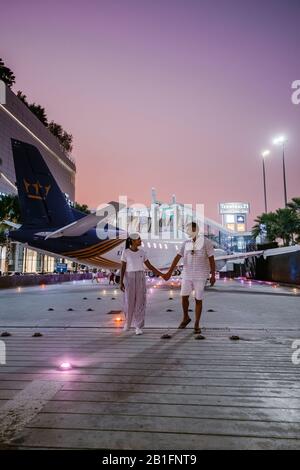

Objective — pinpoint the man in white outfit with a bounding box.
[164,222,216,335]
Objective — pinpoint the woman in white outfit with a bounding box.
[120,233,163,335]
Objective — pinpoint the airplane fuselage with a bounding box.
[10,226,227,272]
[9,226,125,270]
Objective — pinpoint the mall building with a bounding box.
[0,81,76,273]
[126,189,255,253]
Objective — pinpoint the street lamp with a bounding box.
[261,150,270,213]
[273,135,288,207]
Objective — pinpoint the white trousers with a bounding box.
[123,271,147,328]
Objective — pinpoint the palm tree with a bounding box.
[0,58,15,88]
[287,197,300,214]
[274,208,299,246]
[252,212,278,242]
[284,198,300,243]
[252,195,300,247]
[0,194,21,223]
[0,195,21,255]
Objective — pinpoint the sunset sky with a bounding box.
[1,0,300,225]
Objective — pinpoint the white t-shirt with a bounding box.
[121,248,148,272]
[178,237,214,280]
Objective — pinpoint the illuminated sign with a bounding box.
[225,214,235,224]
[219,202,250,214]
[237,215,245,223]
[237,223,246,232]
[56,263,68,273]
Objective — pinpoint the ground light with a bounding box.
[59,362,72,371]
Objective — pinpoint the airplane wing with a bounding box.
[153,250,264,272]
[44,201,124,239]
[1,220,22,229]
[214,250,264,261]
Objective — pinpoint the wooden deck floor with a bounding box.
[0,326,300,450]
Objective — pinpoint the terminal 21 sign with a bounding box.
[219,202,250,215]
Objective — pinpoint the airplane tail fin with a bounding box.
[11,139,75,229]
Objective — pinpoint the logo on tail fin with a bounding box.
[23,178,51,200]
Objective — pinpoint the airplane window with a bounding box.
[164,244,168,249]
[159,243,162,249]
[153,243,157,249]
[175,245,178,250]
[147,242,151,248]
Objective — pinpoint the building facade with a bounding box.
[0,81,76,273]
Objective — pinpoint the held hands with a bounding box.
[161,271,172,281]
[151,268,171,281]
[156,271,168,280]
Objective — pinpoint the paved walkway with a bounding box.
[0,280,299,449]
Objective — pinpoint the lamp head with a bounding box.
[273,135,287,146]
[261,150,270,158]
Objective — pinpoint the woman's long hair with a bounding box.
[125,237,132,249]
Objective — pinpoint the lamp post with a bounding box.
[261,150,270,213]
[273,136,288,207]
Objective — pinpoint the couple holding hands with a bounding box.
[120,222,216,336]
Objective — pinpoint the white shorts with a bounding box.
[180,279,207,300]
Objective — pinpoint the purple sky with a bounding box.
[1,0,300,226]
